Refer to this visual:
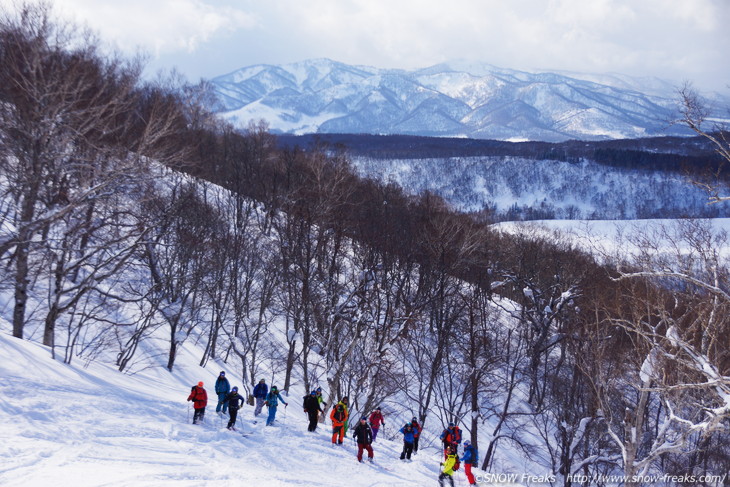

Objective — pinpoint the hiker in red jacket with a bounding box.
[411,416,423,454]
[187,381,208,424]
[368,407,385,441]
[440,422,462,457]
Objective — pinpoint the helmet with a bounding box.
[406,422,412,427]
[376,406,381,411]
[448,422,455,428]
[232,386,238,392]
[197,381,204,387]
[316,387,322,392]
[360,416,367,421]
[272,386,278,391]
[464,440,471,446]
[310,390,317,395]
[412,417,417,422]
[219,371,225,376]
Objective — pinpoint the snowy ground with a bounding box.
[492,218,730,259]
[0,331,456,487]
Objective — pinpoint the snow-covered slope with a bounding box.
[210,58,701,142]
[0,330,444,487]
[350,155,730,220]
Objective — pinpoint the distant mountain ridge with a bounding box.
[210,58,695,142]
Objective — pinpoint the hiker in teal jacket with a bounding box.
[265,386,288,426]
[214,371,231,414]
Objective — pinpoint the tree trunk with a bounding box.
[12,241,29,339]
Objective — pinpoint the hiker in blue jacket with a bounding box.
[215,371,231,414]
[399,422,416,460]
[265,385,288,426]
[461,440,478,486]
[253,378,268,417]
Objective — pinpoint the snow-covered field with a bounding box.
[0,330,450,487]
[492,218,730,259]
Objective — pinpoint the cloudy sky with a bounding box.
[7,0,730,92]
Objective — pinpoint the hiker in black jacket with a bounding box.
[353,416,374,463]
[224,386,245,430]
[303,390,323,432]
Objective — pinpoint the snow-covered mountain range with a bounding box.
[210,58,697,142]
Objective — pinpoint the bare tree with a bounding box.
[140,181,219,371]
[676,84,730,204]
[0,3,190,344]
[583,219,730,483]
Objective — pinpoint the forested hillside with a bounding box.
[279,133,730,220]
[1,4,729,485]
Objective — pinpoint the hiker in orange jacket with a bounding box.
[330,403,348,445]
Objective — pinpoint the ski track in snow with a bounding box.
[0,332,442,487]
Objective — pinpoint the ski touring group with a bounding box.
[188,372,479,486]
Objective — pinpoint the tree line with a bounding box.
[1,3,728,484]
[277,133,726,178]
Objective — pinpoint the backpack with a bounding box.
[334,407,345,422]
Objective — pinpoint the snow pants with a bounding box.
[438,473,455,487]
[227,406,239,429]
[254,397,266,416]
[413,436,420,453]
[266,405,278,426]
[216,393,228,413]
[371,426,380,441]
[357,443,374,462]
[465,463,476,485]
[307,411,319,432]
[332,424,345,444]
[400,441,414,460]
[192,407,205,424]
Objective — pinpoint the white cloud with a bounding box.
[51,0,257,55]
